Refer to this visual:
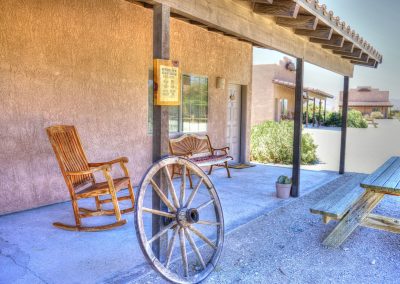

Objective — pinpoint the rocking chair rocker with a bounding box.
[46,125,135,232]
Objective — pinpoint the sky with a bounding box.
[253,0,400,109]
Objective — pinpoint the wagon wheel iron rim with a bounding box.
[135,156,224,284]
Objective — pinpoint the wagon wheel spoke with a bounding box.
[197,220,221,226]
[184,228,206,269]
[197,199,214,211]
[189,225,217,250]
[165,227,179,269]
[148,221,177,244]
[150,179,176,212]
[180,165,186,205]
[185,177,204,208]
[179,227,189,277]
[163,166,180,208]
[142,207,175,218]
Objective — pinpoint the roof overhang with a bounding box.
[130,0,382,76]
[272,79,333,99]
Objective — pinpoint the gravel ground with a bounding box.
[133,173,400,284]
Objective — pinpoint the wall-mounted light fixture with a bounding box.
[216,77,225,89]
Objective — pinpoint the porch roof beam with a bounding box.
[130,0,355,76]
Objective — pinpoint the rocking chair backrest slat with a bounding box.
[46,125,94,188]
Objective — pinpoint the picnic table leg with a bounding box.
[323,191,384,248]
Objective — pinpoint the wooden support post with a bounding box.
[318,99,322,127]
[305,93,309,128]
[324,99,327,123]
[152,3,170,259]
[339,76,349,175]
[312,97,316,127]
[291,58,303,198]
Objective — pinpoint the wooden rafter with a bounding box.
[310,34,344,47]
[334,47,362,58]
[295,25,333,40]
[323,41,354,53]
[342,51,369,62]
[276,15,318,30]
[253,0,300,18]
[351,58,377,68]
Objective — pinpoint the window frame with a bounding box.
[148,72,209,135]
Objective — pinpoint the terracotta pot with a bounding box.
[275,183,292,199]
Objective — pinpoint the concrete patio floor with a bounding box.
[0,164,339,284]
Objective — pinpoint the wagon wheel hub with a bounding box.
[176,208,199,226]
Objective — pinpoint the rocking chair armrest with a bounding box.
[66,165,111,176]
[88,157,129,167]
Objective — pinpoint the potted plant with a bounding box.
[276,175,292,199]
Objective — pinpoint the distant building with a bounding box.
[339,87,393,118]
[252,58,333,126]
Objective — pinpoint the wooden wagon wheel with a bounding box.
[135,156,224,284]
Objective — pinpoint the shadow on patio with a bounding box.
[0,164,339,283]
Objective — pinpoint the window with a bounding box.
[181,75,208,132]
[281,99,288,116]
[148,73,208,134]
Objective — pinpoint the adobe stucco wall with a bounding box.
[251,65,275,126]
[251,63,295,126]
[0,0,252,214]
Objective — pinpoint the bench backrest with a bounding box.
[169,134,213,159]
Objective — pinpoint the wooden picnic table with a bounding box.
[323,156,400,247]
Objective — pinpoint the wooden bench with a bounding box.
[310,176,365,224]
[169,134,233,187]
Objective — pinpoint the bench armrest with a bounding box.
[212,147,229,155]
[66,165,111,176]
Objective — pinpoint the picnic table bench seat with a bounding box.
[310,175,365,224]
[169,134,233,187]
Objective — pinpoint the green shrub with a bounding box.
[347,110,368,128]
[323,111,342,127]
[250,120,318,165]
[303,103,324,125]
[370,111,384,119]
[323,110,368,128]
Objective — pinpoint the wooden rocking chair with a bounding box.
[46,125,135,232]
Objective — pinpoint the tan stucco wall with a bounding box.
[0,0,252,214]
[251,65,275,126]
[251,63,295,126]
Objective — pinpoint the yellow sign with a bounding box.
[154,59,181,106]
